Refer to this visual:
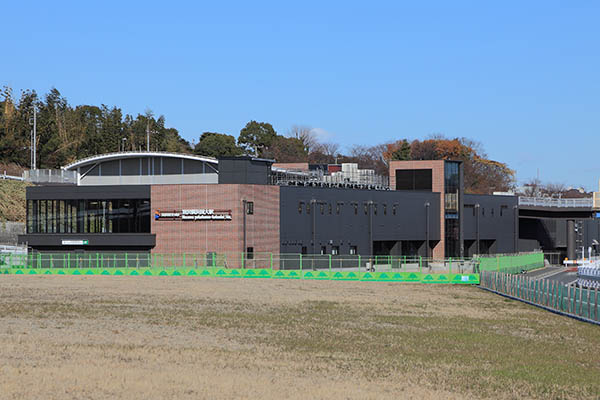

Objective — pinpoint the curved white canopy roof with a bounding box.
[63,151,218,171]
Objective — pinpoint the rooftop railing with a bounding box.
[23,169,78,185]
[518,196,593,208]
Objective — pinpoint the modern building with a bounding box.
[18,151,600,265]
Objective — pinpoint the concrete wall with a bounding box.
[0,222,25,245]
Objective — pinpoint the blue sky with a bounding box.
[2,1,599,189]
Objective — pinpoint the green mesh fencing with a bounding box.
[477,252,544,274]
[0,252,481,284]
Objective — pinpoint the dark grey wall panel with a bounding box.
[280,186,441,256]
[463,194,518,254]
[219,158,272,185]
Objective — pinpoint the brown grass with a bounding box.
[0,276,598,399]
[0,179,29,222]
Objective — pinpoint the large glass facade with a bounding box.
[444,161,461,257]
[27,199,150,234]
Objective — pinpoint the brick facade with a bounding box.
[151,184,280,267]
[389,160,446,259]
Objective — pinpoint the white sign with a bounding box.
[155,209,232,221]
[62,239,89,245]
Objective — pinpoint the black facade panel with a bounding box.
[18,233,156,249]
[26,185,151,200]
[279,186,441,256]
[463,194,518,255]
[218,157,272,185]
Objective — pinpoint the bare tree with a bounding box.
[288,125,317,152]
[316,142,340,157]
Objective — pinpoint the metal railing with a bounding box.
[518,196,593,208]
[23,169,77,184]
[480,271,599,324]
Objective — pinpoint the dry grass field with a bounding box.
[0,276,598,399]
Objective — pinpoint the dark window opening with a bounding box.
[298,202,303,214]
[246,201,254,215]
[331,246,339,255]
[320,246,327,255]
[246,247,254,259]
[350,246,357,255]
[301,246,307,255]
[383,204,387,215]
[328,204,332,214]
[395,169,432,191]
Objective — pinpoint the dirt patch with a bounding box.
[0,276,598,399]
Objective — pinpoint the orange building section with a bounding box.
[389,160,446,259]
[151,184,280,267]
[272,162,309,171]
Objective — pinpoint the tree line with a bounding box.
[0,87,514,193]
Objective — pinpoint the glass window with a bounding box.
[246,247,254,259]
[28,198,151,234]
[301,246,307,255]
[298,202,303,214]
[331,246,339,255]
[336,202,341,215]
[350,246,357,255]
[320,246,327,255]
[246,201,254,215]
[39,200,47,233]
[395,169,432,191]
[383,204,387,215]
[328,204,332,214]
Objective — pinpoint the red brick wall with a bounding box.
[151,184,280,267]
[389,160,446,258]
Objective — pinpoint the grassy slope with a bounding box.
[0,277,598,399]
[0,179,28,222]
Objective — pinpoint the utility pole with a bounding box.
[30,106,37,170]
[146,121,150,152]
